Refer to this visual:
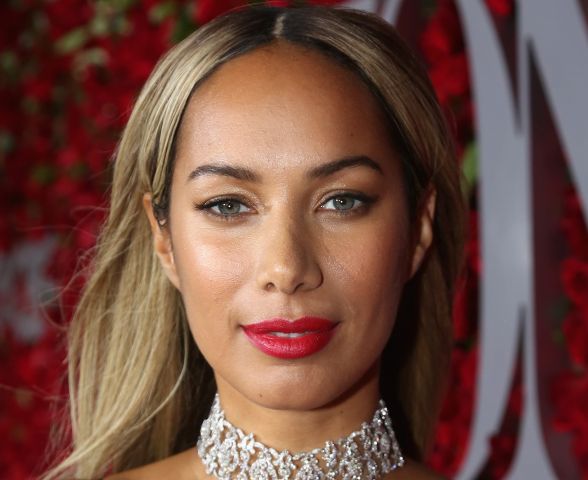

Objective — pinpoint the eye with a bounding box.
[195,197,252,220]
[322,196,359,211]
[320,193,374,212]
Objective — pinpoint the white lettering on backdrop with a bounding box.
[0,236,57,342]
[346,0,588,478]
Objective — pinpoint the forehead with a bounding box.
[175,41,396,174]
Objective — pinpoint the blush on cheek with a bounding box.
[171,236,250,357]
[174,231,249,288]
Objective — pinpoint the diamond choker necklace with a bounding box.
[197,394,405,479]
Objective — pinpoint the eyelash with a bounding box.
[194,192,376,222]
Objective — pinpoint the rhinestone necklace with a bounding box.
[197,394,405,479]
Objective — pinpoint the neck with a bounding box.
[197,365,405,480]
[213,361,381,452]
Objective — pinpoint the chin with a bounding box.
[224,361,372,412]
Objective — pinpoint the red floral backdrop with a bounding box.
[1,0,586,479]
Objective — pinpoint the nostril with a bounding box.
[255,231,323,294]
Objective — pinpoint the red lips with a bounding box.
[242,317,338,359]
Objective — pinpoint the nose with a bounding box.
[255,213,323,295]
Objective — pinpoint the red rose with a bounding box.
[561,190,588,260]
[551,372,588,432]
[421,20,453,61]
[561,258,588,308]
[420,0,464,63]
[488,432,517,478]
[485,0,513,17]
[506,379,522,418]
[429,53,470,106]
[194,0,250,26]
[562,309,588,367]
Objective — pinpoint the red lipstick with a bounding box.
[242,317,338,359]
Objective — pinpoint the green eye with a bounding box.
[321,193,374,212]
[322,195,362,211]
[213,200,247,215]
[196,197,252,220]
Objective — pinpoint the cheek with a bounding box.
[325,215,410,315]
[174,232,248,298]
[323,213,411,374]
[170,224,253,353]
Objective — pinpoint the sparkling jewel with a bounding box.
[197,394,405,479]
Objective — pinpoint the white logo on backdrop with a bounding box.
[0,236,57,342]
[346,0,588,478]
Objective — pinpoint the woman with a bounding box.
[44,5,465,479]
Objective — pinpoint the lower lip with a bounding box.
[242,322,337,359]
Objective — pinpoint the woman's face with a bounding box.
[147,42,433,411]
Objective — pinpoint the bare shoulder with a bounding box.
[105,449,201,480]
[386,459,447,480]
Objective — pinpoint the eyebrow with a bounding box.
[186,155,383,183]
[187,164,259,182]
[307,155,384,179]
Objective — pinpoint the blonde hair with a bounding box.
[43,6,465,479]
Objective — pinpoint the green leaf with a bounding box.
[172,4,197,43]
[90,13,110,37]
[55,27,89,54]
[74,47,108,73]
[0,50,18,75]
[32,11,49,34]
[149,1,176,24]
[421,0,438,17]
[111,15,131,35]
[460,142,478,195]
[552,328,565,346]
[69,162,89,180]
[22,96,40,114]
[0,130,15,154]
[549,296,571,322]
[32,164,57,185]
[112,0,137,12]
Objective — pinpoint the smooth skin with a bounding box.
[110,41,442,479]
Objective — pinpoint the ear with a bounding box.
[408,187,436,280]
[142,193,180,289]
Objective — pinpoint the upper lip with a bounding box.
[242,317,337,334]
